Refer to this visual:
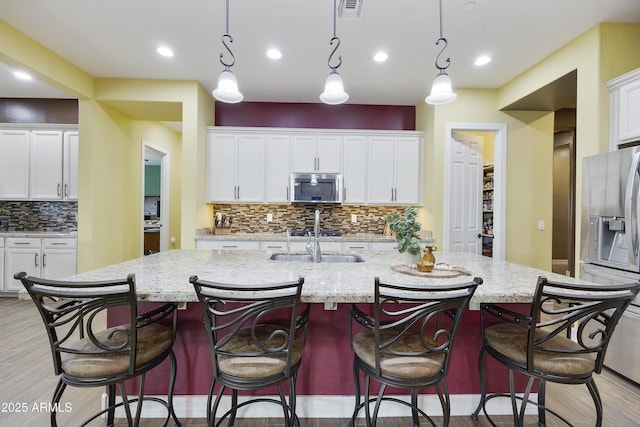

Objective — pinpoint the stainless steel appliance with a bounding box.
[581,146,640,384]
[290,173,342,204]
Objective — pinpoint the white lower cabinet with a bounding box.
[4,237,77,292]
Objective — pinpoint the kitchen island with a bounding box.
[65,248,583,303]
[59,249,585,418]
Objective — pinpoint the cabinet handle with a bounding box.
[50,242,68,246]
[221,245,238,248]
[343,187,347,201]
[265,245,282,249]
[236,186,240,199]
[34,253,39,267]
[57,183,61,196]
[64,183,69,197]
[348,246,366,249]
[14,242,30,245]
[391,188,394,201]
[43,253,47,267]
[286,186,290,200]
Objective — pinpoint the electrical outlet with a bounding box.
[538,220,545,231]
[351,214,357,223]
[266,213,273,222]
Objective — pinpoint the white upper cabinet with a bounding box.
[608,68,640,148]
[265,134,291,203]
[205,127,423,206]
[30,130,64,199]
[367,135,421,205]
[0,130,30,199]
[291,134,342,173]
[342,135,367,204]
[207,132,265,202]
[0,128,78,201]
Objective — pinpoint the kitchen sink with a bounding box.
[269,253,364,263]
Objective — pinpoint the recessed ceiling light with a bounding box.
[14,71,32,80]
[267,48,282,60]
[474,55,492,66]
[373,51,388,62]
[156,46,174,57]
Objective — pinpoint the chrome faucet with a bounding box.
[306,209,322,262]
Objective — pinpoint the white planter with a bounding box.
[402,251,420,267]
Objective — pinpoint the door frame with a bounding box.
[444,123,507,261]
[141,141,170,254]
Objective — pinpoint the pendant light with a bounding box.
[319,0,348,105]
[212,0,243,103]
[426,0,457,105]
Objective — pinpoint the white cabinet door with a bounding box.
[291,135,342,172]
[207,133,265,202]
[207,134,239,202]
[30,130,64,200]
[367,136,421,205]
[342,135,367,204]
[291,135,317,172]
[368,136,396,204]
[4,238,41,291]
[42,238,77,280]
[618,78,640,143]
[265,135,291,203]
[236,135,265,202]
[316,135,342,172]
[0,130,30,199]
[393,136,421,204]
[63,131,79,200]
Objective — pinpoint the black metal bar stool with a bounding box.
[349,276,482,427]
[472,276,640,426]
[16,271,181,427]
[189,275,309,427]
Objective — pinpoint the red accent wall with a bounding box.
[215,102,415,130]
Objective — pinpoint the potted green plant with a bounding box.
[386,206,422,266]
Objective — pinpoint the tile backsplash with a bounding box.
[211,204,406,235]
[0,201,78,232]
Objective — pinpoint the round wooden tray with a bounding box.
[391,264,461,278]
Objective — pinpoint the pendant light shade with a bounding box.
[320,0,348,105]
[213,0,243,103]
[213,68,243,103]
[426,71,457,105]
[320,71,349,105]
[425,0,457,106]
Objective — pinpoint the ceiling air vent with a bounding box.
[338,0,364,19]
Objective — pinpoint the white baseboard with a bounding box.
[105,393,537,419]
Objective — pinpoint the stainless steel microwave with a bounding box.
[290,173,342,204]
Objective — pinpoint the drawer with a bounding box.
[260,241,288,251]
[43,238,77,249]
[370,241,398,252]
[342,241,369,251]
[7,237,41,248]
[197,240,260,250]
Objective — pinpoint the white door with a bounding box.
[207,134,238,201]
[342,135,367,204]
[393,136,421,205]
[449,132,483,253]
[265,135,291,203]
[236,134,265,202]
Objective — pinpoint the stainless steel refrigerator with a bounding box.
[581,146,640,384]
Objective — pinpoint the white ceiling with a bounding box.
[1,0,640,106]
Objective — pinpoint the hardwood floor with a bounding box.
[2,298,639,426]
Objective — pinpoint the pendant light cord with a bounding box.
[434,0,450,72]
[327,0,342,71]
[219,0,236,68]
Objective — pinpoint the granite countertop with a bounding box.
[57,249,588,304]
[194,232,397,242]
